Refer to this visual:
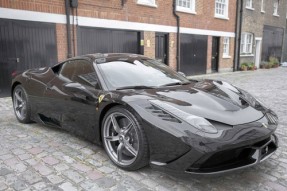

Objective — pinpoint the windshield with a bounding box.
[97,59,190,90]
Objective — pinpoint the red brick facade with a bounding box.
[56,23,67,62]
[144,31,156,59]
[0,0,237,74]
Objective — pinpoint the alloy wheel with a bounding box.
[13,88,27,121]
[103,112,139,166]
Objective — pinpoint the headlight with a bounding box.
[185,115,218,134]
[239,88,269,111]
[149,100,218,134]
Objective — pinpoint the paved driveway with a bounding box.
[0,68,287,191]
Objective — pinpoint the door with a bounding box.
[180,34,208,76]
[43,59,100,140]
[0,20,16,97]
[77,27,140,55]
[211,37,220,72]
[0,19,57,97]
[255,39,262,68]
[155,33,168,64]
[262,25,284,62]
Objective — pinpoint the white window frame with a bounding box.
[137,0,157,8]
[214,0,229,20]
[223,37,230,58]
[273,0,279,16]
[176,0,196,14]
[240,33,253,54]
[261,0,265,12]
[246,0,254,10]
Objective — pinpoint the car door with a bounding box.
[43,59,101,140]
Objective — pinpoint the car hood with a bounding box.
[120,80,266,126]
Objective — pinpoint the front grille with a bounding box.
[187,147,257,173]
[186,137,275,174]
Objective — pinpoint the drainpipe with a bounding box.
[233,0,243,71]
[65,0,73,58]
[121,0,126,7]
[173,0,180,72]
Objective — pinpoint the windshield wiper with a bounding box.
[116,85,156,90]
[161,82,190,87]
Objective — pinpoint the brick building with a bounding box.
[239,0,287,68]
[0,0,237,96]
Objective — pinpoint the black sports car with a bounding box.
[11,53,278,174]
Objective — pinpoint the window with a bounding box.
[97,59,189,90]
[246,0,253,9]
[261,0,265,12]
[215,0,229,19]
[137,0,157,7]
[273,0,279,16]
[60,60,98,86]
[223,37,230,56]
[176,0,196,14]
[240,33,253,54]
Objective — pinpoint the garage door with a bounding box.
[77,27,140,55]
[262,25,284,62]
[0,19,57,97]
[180,34,208,76]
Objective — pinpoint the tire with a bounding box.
[13,85,32,124]
[101,106,149,171]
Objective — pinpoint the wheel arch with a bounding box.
[98,103,122,143]
[98,102,142,144]
[11,81,22,98]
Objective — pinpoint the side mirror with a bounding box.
[63,82,85,92]
[178,72,186,77]
[63,82,96,101]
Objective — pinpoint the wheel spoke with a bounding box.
[105,135,119,142]
[123,123,133,135]
[111,114,121,133]
[20,107,26,117]
[16,103,23,110]
[124,141,137,156]
[15,92,23,102]
[22,102,26,110]
[117,143,124,162]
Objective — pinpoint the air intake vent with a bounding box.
[266,113,278,125]
[146,105,181,123]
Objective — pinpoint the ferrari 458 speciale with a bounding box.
[12,53,278,174]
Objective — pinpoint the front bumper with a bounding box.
[150,134,278,175]
[185,134,278,174]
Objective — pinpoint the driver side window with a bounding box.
[59,59,99,87]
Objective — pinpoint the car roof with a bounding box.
[54,53,148,67]
[83,53,147,61]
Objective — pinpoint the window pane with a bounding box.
[215,0,227,16]
[98,60,189,89]
[138,0,155,5]
[177,0,194,9]
[60,62,75,81]
[273,1,279,15]
[223,37,229,55]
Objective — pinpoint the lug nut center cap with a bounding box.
[119,136,124,142]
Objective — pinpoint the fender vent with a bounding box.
[146,105,181,123]
[266,113,278,125]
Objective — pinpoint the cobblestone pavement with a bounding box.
[0,68,287,191]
